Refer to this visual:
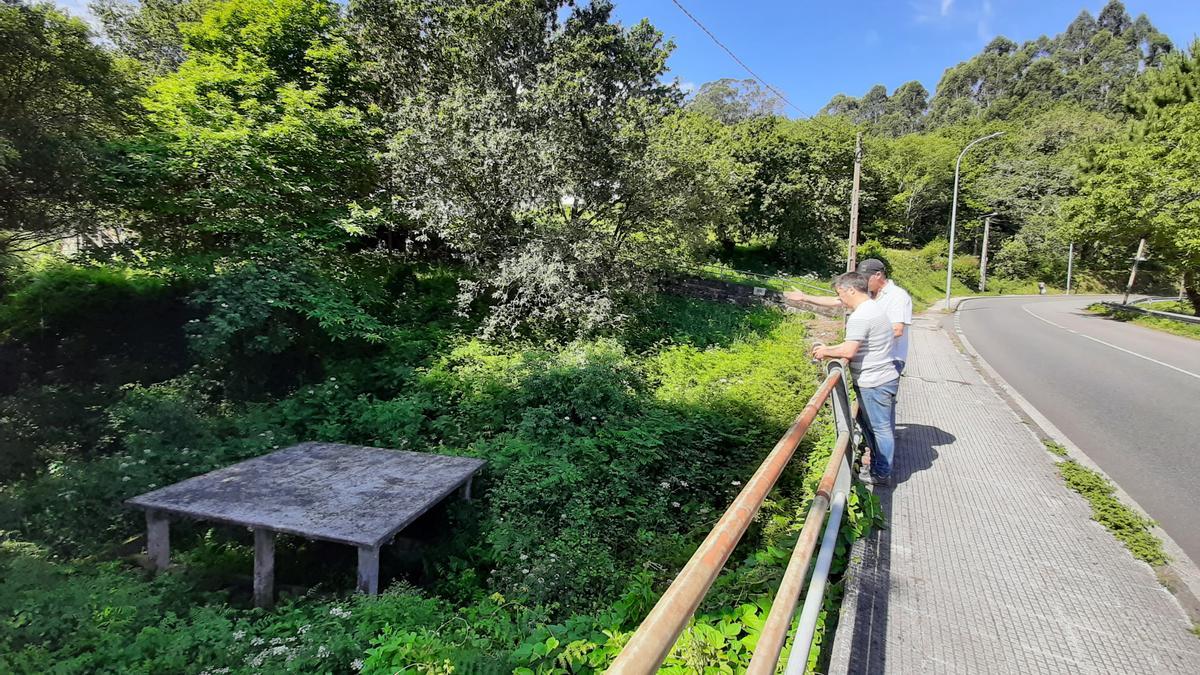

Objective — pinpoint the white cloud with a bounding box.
[679,80,697,95]
[941,0,955,16]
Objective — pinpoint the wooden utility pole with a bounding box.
[978,214,993,292]
[1122,238,1147,305]
[1066,242,1074,294]
[846,132,862,272]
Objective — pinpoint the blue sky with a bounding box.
[52,0,1199,117]
[611,1,1200,116]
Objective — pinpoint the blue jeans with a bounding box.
[856,378,899,478]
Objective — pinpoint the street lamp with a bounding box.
[945,131,1005,309]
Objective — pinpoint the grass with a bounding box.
[1055,459,1168,566]
[881,248,1058,311]
[1143,300,1196,316]
[1086,303,1200,341]
[1043,439,1068,457]
[693,244,1061,311]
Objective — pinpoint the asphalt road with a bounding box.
[955,295,1200,564]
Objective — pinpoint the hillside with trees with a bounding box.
[0,0,1197,672]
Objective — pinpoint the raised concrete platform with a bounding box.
[828,314,1200,674]
[127,442,484,606]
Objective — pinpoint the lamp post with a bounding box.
[945,132,1005,309]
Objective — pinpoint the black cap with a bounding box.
[856,258,887,275]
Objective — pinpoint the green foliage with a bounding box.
[1057,459,1168,566]
[1086,303,1200,342]
[107,0,380,255]
[0,0,135,266]
[91,0,212,77]
[0,263,191,480]
[1043,439,1069,457]
[686,78,784,124]
[354,0,729,340]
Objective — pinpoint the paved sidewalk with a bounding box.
[828,313,1200,674]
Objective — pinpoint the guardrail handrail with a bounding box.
[609,360,857,673]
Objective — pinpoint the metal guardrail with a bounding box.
[1100,301,1200,325]
[609,360,857,674]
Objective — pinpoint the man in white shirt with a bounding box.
[784,258,913,374]
[856,259,913,373]
[802,272,898,486]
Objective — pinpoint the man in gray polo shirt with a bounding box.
[806,272,899,486]
[784,258,912,374]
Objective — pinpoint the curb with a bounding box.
[949,295,1200,622]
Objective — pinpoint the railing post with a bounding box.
[826,360,854,444]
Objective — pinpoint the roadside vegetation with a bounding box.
[1085,303,1200,341]
[1,0,1198,671]
[1042,441,1167,567]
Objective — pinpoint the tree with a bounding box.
[1068,103,1200,313]
[1069,41,1200,313]
[352,0,724,339]
[105,0,380,256]
[686,78,783,124]
[927,3,1171,126]
[0,0,135,275]
[91,0,211,76]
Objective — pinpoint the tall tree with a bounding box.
[351,0,722,339]
[686,77,783,124]
[91,0,211,76]
[0,0,135,273]
[1068,42,1200,314]
[105,0,379,255]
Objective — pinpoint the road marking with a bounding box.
[1020,305,1200,382]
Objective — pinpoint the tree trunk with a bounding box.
[1184,269,1200,317]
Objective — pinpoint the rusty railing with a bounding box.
[609,359,858,674]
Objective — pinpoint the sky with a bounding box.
[50,0,1200,118]
[610,0,1200,117]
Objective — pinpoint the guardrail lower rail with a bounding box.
[609,359,858,674]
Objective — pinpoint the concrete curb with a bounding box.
[950,295,1200,622]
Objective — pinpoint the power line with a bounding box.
[667,0,809,118]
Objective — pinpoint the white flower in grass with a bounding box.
[351,658,364,671]
[671,501,681,508]
[233,630,245,640]
[731,480,742,486]
[251,637,265,646]
[317,645,330,658]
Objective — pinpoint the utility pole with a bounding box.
[978,212,996,292]
[846,132,862,272]
[1122,238,1147,305]
[1066,242,1074,295]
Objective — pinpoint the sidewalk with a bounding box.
[828,313,1200,674]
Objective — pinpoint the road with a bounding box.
[955,295,1200,564]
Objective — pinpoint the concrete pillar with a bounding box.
[253,529,276,609]
[357,545,380,595]
[145,510,170,571]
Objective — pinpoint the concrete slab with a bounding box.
[127,442,485,548]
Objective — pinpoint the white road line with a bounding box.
[1020,305,1200,381]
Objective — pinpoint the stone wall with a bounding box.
[664,276,842,318]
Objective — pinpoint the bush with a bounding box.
[952,255,981,290]
[856,240,892,273]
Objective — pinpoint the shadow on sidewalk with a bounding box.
[841,423,955,672]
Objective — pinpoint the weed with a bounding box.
[1056,460,1168,566]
